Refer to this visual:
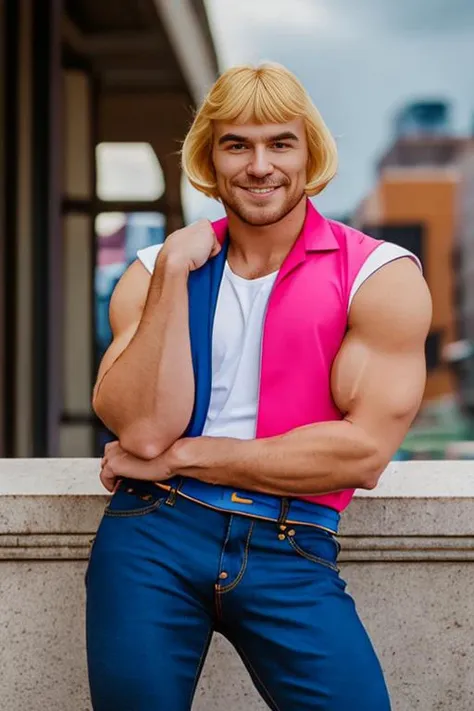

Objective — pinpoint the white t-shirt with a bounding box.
[137,242,421,440]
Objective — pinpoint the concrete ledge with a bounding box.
[1,459,474,538]
[3,458,473,496]
[1,459,473,710]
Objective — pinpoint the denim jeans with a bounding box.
[86,479,391,710]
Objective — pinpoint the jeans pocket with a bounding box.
[286,525,340,572]
[103,481,165,518]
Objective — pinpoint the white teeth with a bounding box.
[247,188,276,194]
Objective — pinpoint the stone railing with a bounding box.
[1,459,473,711]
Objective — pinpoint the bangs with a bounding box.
[205,71,306,126]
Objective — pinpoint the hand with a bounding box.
[160,219,221,272]
[99,440,173,493]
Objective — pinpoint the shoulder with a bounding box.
[348,257,432,348]
[136,243,165,275]
[349,242,423,308]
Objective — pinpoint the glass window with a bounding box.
[96,143,164,201]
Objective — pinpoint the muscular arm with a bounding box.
[92,252,194,459]
[169,258,432,495]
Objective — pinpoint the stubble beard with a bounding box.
[221,187,305,227]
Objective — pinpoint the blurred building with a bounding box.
[0,0,218,457]
[353,100,474,407]
[394,100,451,139]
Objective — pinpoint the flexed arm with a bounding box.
[101,258,431,492]
[165,257,432,493]
[92,220,220,459]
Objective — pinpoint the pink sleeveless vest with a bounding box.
[212,200,382,512]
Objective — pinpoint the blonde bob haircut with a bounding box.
[181,63,338,199]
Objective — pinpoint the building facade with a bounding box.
[0,0,218,457]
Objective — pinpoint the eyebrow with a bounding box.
[218,131,300,145]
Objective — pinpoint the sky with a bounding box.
[183,0,474,222]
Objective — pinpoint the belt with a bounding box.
[155,476,340,534]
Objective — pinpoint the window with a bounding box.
[96,142,164,201]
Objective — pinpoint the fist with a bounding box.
[161,219,221,272]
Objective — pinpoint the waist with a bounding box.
[154,476,340,534]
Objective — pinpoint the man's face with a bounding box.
[212,118,308,226]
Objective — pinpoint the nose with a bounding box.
[247,146,274,179]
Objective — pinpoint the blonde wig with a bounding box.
[181,63,338,199]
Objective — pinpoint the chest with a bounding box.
[210,270,272,376]
[211,261,348,380]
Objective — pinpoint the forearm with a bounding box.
[173,420,383,496]
[94,255,194,457]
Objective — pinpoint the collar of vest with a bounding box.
[211,199,339,252]
[211,199,339,282]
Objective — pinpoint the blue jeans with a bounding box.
[86,479,391,710]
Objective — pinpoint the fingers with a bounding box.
[101,440,121,471]
[100,464,122,493]
[112,478,122,493]
[103,440,120,456]
[211,240,222,257]
[99,463,117,492]
[100,442,121,492]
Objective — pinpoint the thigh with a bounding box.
[86,482,214,711]
[227,523,391,711]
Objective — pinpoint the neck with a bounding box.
[225,196,307,266]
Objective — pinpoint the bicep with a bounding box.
[331,258,432,461]
[92,260,151,401]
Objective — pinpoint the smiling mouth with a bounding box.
[240,186,281,195]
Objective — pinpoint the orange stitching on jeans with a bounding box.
[287,536,339,572]
[103,498,163,518]
[217,522,254,594]
[214,517,233,619]
[104,487,164,518]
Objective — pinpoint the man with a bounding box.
[87,63,431,710]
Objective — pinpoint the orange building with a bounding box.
[354,137,474,403]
